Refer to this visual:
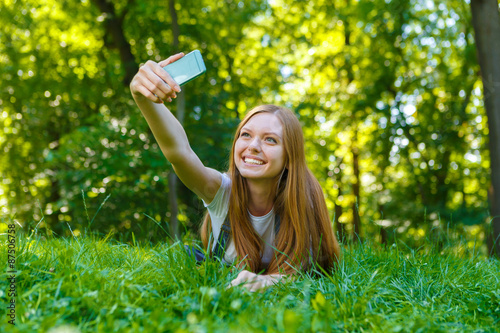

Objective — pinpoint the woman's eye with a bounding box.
[241,132,250,138]
[266,137,277,143]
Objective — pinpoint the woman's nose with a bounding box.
[248,137,261,152]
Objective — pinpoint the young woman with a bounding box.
[130,52,341,291]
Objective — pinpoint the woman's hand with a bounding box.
[229,270,282,292]
[130,53,184,104]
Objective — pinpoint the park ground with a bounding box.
[0,228,499,333]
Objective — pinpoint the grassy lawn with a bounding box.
[1,230,499,332]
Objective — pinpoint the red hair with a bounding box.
[201,105,341,274]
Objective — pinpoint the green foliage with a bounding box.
[0,229,498,332]
[0,0,492,246]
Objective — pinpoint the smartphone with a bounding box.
[163,50,206,86]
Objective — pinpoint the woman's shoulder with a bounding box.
[221,172,231,184]
[203,171,231,210]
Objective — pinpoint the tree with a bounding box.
[247,0,489,246]
[0,0,493,252]
[0,0,270,241]
[470,0,500,256]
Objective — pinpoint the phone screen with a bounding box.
[163,50,206,86]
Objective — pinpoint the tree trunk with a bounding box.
[91,0,137,86]
[49,178,62,234]
[332,157,345,243]
[168,172,179,240]
[351,137,361,242]
[470,0,500,257]
[334,183,345,243]
[334,201,345,242]
[344,2,362,241]
[167,0,183,240]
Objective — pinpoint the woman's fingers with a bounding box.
[134,84,163,104]
[130,63,165,102]
[228,270,278,292]
[141,61,175,99]
[152,62,181,94]
[131,57,182,103]
[157,53,184,94]
[229,270,255,287]
[158,52,185,67]
[227,272,284,293]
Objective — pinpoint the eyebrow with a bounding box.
[241,127,282,139]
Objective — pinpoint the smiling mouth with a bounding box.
[244,157,265,165]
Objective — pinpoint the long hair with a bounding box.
[201,105,341,274]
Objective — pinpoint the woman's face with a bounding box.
[234,112,286,181]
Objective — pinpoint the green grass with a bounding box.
[1,230,499,333]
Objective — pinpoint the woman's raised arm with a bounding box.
[130,53,221,204]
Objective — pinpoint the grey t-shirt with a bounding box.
[202,172,278,265]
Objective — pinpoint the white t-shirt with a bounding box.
[202,172,278,265]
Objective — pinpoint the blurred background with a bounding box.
[1,0,498,255]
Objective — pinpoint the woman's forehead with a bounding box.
[243,113,283,133]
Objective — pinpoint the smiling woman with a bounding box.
[201,105,342,283]
[234,112,286,183]
[130,54,341,291]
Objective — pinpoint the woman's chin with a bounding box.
[239,170,282,182]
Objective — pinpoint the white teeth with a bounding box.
[245,158,264,165]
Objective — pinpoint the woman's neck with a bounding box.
[246,179,276,216]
